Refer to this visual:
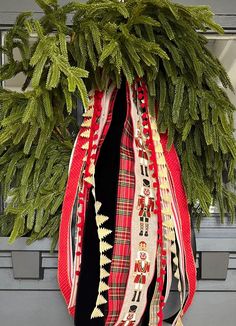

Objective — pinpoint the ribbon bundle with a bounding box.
[58,81,196,325]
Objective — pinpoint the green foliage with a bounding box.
[0,0,235,248]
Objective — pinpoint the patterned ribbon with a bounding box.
[58,81,196,325]
[58,85,117,315]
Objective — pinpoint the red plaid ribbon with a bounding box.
[106,85,135,326]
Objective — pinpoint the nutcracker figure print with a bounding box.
[135,121,149,177]
[118,305,137,326]
[132,241,150,303]
[138,179,154,237]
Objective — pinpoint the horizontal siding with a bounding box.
[228,255,236,269]
[0,269,58,290]
[0,291,73,326]
[179,0,236,14]
[0,237,73,325]
[195,215,236,228]
[2,290,234,326]
[195,215,236,252]
[163,291,236,326]
[0,230,236,326]
[4,253,236,291]
[197,238,236,251]
[197,270,236,291]
[0,0,73,12]
[0,0,235,29]
[183,292,236,326]
[1,0,235,14]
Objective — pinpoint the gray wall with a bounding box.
[1,214,236,326]
[179,0,236,28]
[0,0,235,13]
[0,0,71,25]
[0,238,73,326]
[0,0,236,27]
[179,0,236,13]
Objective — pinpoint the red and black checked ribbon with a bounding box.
[106,85,135,325]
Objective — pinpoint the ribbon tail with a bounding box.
[58,132,87,317]
[160,133,197,314]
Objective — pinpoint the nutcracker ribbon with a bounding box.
[58,80,196,326]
